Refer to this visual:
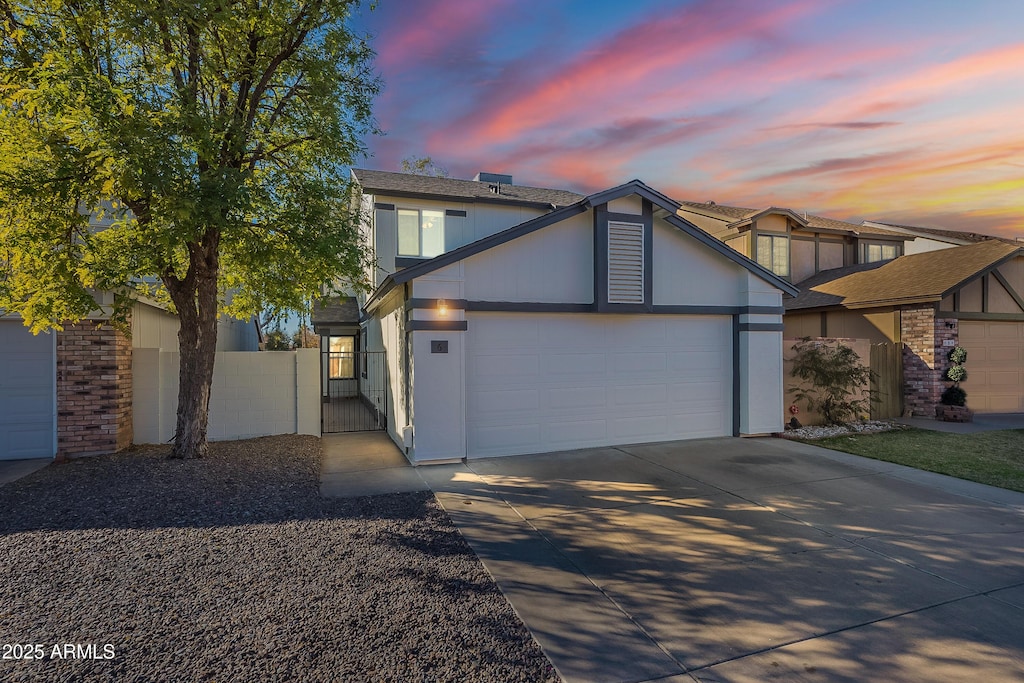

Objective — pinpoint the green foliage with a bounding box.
[0,0,379,457]
[945,364,968,383]
[943,344,968,405]
[400,155,448,177]
[941,385,967,407]
[788,338,875,425]
[0,0,380,331]
[264,325,291,351]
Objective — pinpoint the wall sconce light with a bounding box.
[945,321,956,329]
[437,299,448,317]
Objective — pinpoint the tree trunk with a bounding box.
[167,231,221,459]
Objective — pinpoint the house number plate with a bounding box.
[431,340,449,353]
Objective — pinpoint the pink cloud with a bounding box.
[427,0,825,152]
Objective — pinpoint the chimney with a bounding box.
[474,172,513,185]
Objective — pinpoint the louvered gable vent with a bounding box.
[607,220,644,304]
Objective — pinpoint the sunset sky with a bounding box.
[353,0,1024,239]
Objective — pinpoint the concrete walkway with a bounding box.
[423,437,1024,683]
[319,432,429,498]
[898,412,1024,434]
[0,458,52,487]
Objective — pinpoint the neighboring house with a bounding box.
[861,220,1012,255]
[683,201,1024,418]
[677,201,914,285]
[785,240,1024,414]
[328,169,797,464]
[0,297,260,461]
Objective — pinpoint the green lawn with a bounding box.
[804,428,1024,493]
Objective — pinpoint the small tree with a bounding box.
[789,338,874,425]
[940,346,968,406]
[400,155,448,177]
[0,1,379,458]
[264,324,292,351]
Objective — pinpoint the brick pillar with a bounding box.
[57,320,133,458]
[900,306,958,417]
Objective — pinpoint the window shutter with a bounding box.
[607,221,644,304]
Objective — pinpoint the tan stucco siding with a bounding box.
[819,241,844,271]
[757,214,789,233]
[791,239,816,283]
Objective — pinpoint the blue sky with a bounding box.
[352,0,1024,237]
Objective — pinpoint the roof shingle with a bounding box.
[787,240,1022,311]
[351,168,585,208]
[679,201,909,238]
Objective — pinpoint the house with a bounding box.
[680,201,1024,418]
[861,220,1012,254]
[0,298,260,461]
[786,240,1024,415]
[677,202,915,284]
[332,169,797,464]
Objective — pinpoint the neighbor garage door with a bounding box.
[465,313,731,458]
[0,321,56,460]
[959,321,1024,413]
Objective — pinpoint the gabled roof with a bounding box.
[862,220,1015,245]
[351,168,585,208]
[365,179,798,311]
[679,201,910,239]
[786,240,1022,311]
[311,296,360,332]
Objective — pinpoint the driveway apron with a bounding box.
[424,437,1024,683]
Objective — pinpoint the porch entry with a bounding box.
[321,343,387,433]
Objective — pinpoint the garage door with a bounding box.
[0,321,56,460]
[959,321,1024,413]
[465,313,731,458]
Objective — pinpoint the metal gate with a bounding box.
[321,350,387,433]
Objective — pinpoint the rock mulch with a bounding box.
[0,435,559,683]
[777,420,907,441]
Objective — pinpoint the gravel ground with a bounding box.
[0,436,559,683]
[777,419,907,440]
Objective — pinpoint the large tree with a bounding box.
[0,1,379,458]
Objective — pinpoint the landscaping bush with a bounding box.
[788,338,874,425]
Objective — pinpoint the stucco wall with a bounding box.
[783,337,872,426]
[133,348,319,443]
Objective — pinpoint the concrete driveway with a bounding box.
[420,437,1024,683]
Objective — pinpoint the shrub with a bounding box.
[788,338,875,425]
[941,385,967,407]
[945,365,968,383]
[948,346,968,364]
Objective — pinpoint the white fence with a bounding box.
[133,348,320,443]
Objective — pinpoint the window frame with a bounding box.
[328,336,355,379]
[397,208,445,258]
[860,242,901,264]
[756,232,790,278]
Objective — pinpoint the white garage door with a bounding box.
[466,313,731,458]
[959,321,1024,413]
[0,321,56,460]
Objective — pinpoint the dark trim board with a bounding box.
[468,301,595,313]
[374,202,395,211]
[407,320,468,331]
[403,299,785,316]
[991,269,1024,313]
[951,312,1024,322]
[406,298,469,311]
[732,315,741,437]
[738,323,785,332]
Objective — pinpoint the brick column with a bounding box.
[57,321,133,458]
[900,306,958,417]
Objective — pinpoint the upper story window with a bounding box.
[398,208,444,258]
[861,242,900,263]
[756,233,790,277]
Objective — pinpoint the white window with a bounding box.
[329,336,354,379]
[861,242,899,263]
[756,234,790,277]
[398,209,444,258]
[607,221,644,304]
